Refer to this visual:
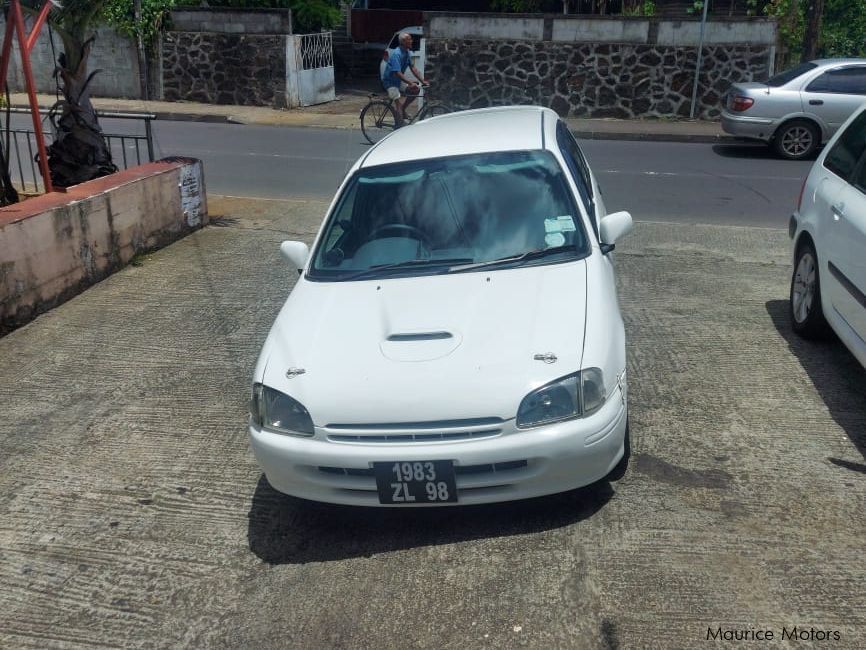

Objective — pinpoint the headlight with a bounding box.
[250,383,314,437]
[516,368,606,428]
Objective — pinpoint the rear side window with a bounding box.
[767,62,817,87]
[824,110,866,180]
[806,67,866,95]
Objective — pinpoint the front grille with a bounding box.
[328,430,500,443]
[318,460,528,477]
[324,417,505,444]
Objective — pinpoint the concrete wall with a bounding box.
[169,8,293,35]
[427,13,777,45]
[1,19,142,99]
[0,159,207,330]
[425,13,777,119]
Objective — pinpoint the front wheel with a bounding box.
[421,102,450,120]
[790,240,828,338]
[360,101,398,145]
[773,120,820,160]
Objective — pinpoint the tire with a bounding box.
[605,420,630,482]
[360,101,398,145]
[773,120,820,160]
[421,102,449,120]
[790,239,828,338]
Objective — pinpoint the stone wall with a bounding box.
[161,32,288,108]
[426,39,772,120]
[425,13,776,120]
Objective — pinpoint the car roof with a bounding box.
[811,58,866,67]
[360,106,556,168]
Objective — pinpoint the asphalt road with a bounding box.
[146,121,811,228]
[9,114,809,228]
[2,197,863,648]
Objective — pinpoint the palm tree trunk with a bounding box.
[45,37,117,188]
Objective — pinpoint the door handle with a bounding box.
[809,99,824,106]
[831,203,845,220]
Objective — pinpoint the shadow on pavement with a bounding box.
[247,475,614,565]
[766,300,866,469]
[711,143,786,160]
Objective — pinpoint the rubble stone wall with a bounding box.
[161,32,288,108]
[426,39,772,120]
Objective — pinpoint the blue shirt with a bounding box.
[382,47,412,89]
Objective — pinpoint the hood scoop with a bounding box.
[387,331,452,342]
[380,330,462,362]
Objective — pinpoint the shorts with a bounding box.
[386,83,407,100]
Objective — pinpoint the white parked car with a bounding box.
[249,107,634,506]
[790,104,866,366]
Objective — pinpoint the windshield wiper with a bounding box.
[446,245,578,274]
[340,257,474,281]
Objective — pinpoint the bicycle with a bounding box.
[360,88,450,145]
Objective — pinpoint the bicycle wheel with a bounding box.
[421,102,450,120]
[360,101,398,144]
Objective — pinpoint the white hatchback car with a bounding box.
[250,107,634,506]
[790,105,866,366]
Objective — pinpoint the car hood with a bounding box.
[260,262,588,424]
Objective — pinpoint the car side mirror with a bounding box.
[280,241,310,274]
[598,211,633,254]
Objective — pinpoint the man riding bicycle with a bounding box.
[382,32,429,127]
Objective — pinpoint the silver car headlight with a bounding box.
[516,368,606,428]
[250,383,314,437]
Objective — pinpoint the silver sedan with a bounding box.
[721,58,866,160]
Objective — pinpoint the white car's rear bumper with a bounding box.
[249,383,628,507]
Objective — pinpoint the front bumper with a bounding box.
[720,111,776,142]
[249,382,628,507]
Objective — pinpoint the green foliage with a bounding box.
[202,1,341,33]
[622,0,655,16]
[101,1,178,47]
[821,0,866,58]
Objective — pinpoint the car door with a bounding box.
[820,110,866,337]
[831,154,866,338]
[802,66,866,136]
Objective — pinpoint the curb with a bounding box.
[571,130,741,144]
[14,103,742,144]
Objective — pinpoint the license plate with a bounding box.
[373,460,458,504]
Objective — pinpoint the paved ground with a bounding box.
[1,197,864,648]
[10,90,732,142]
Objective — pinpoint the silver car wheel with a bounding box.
[791,251,816,324]
[781,126,814,157]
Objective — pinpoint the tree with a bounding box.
[23,0,116,187]
[801,0,825,61]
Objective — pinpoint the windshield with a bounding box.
[307,151,589,282]
[766,62,818,87]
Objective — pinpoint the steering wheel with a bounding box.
[367,223,432,248]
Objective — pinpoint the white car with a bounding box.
[790,104,866,366]
[249,107,634,506]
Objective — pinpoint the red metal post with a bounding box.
[25,1,53,54]
[9,0,53,192]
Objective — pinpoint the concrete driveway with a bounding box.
[1,198,863,649]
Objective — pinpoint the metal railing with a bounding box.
[1,108,156,194]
